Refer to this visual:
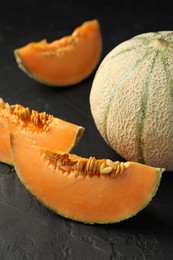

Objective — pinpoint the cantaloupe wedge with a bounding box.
[14,19,102,86]
[11,133,164,224]
[0,98,84,165]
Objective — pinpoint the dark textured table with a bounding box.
[1,1,173,259]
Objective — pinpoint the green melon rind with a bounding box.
[102,47,156,147]
[0,159,13,166]
[103,52,152,142]
[136,51,159,163]
[10,134,164,224]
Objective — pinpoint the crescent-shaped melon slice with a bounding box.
[14,19,102,86]
[11,134,164,224]
[0,98,84,165]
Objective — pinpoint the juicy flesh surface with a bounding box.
[11,117,82,152]
[0,105,83,164]
[0,116,12,164]
[11,135,162,223]
[16,20,102,85]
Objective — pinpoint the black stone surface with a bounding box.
[1,1,173,259]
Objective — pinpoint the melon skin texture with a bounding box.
[0,98,84,165]
[10,134,164,224]
[14,19,102,87]
[90,31,173,171]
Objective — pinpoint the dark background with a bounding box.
[0,1,173,259]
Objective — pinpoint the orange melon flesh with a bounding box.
[14,19,102,86]
[11,134,164,224]
[0,98,84,165]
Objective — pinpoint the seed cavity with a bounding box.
[0,99,53,132]
[45,151,127,177]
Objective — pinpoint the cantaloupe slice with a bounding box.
[11,133,164,224]
[0,98,84,165]
[14,19,102,86]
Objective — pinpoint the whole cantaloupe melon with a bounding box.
[90,31,173,171]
